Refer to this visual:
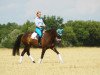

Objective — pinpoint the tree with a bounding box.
[1,29,22,48]
[62,25,77,47]
[43,15,63,30]
[21,20,35,32]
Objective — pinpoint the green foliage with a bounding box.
[21,20,35,32]
[1,29,22,48]
[43,15,63,29]
[63,20,100,46]
[0,16,100,48]
[62,26,77,47]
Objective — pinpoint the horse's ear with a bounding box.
[51,26,56,30]
[51,26,54,29]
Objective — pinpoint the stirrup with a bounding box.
[38,43,41,46]
[38,43,42,47]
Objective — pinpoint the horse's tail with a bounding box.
[12,34,23,56]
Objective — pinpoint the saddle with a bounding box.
[31,30,45,40]
[31,32,38,40]
[31,31,45,47]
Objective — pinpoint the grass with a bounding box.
[0,47,100,75]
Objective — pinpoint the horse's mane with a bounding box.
[45,28,56,34]
[45,28,57,39]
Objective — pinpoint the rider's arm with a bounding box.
[41,18,45,27]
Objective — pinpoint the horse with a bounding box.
[12,28,63,63]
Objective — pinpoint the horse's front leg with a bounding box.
[51,47,63,63]
[38,48,46,63]
[27,50,35,63]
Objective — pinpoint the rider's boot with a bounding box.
[38,37,41,47]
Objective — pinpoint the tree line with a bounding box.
[0,16,100,48]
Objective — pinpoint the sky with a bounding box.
[0,0,100,24]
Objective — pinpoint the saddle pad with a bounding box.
[31,32,37,39]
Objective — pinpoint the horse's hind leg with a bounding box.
[27,50,35,63]
[38,48,46,63]
[51,47,63,63]
[20,49,26,64]
[19,46,29,63]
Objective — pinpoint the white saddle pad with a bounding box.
[31,32,38,39]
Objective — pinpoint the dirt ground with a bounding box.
[0,47,100,75]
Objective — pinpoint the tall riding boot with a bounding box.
[38,37,41,46]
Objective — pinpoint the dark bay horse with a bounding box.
[12,28,63,63]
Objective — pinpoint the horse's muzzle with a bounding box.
[56,38,61,43]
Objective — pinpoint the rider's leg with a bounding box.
[38,36,41,46]
[35,28,42,37]
[38,30,42,46]
[35,28,42,46]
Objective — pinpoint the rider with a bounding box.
[34,11,46,46]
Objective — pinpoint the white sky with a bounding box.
[0,0,100,24]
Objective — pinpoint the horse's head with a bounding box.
[45,28,63,44]
[56,28,63,43]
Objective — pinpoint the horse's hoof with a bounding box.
[33,61,35,63]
